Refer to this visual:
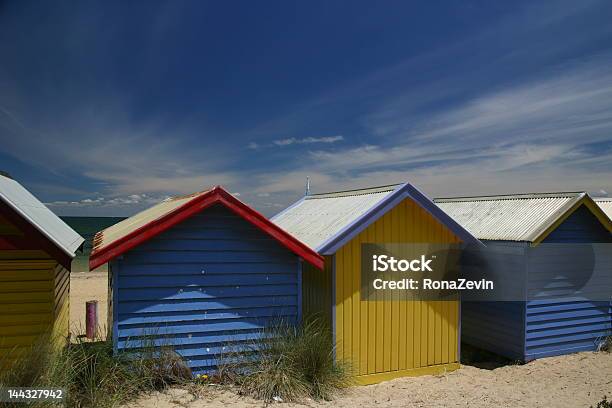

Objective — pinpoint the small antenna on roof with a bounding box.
[305,176,311,196]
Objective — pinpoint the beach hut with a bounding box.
[0,173,84,357]
[434,192,612,361]
[88,186,323,375]
[594,198,612,226]
[272,183,481,384]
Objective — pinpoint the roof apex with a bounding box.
[89,185,324,271]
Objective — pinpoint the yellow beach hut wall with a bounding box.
[274,183,480,385]
[0,174,83,359]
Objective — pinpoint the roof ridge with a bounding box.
[167,185,217,201]
[89,186,324,271]
[434,191,585,202]
[306,183,402,199]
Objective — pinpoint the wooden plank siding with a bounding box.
[0,213,70,360]
[332,197,461,384]
[0,255,57,356]
[460,204,612,361]
[524,205,612,360]
[301,256,332,326]
[460,242,528,361]
[112,204,303,375]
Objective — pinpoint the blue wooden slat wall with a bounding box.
[111,204,301,374]
[461,205,612,361]
[524,205,612,360]
[459,242,528,361]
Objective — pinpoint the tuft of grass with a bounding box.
[218,318,352,402]
[0,333,192,408]
[592,395,612,408]
[598,336,612,353]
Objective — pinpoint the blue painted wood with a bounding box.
[523,206,612,359]
[117,284,297,301]
[297,259,302,322]
[117,296,296,314]
[459,242,528,360]
[111,260,119,354]
[544,206,611,243]
[461,301,526,360]
[111,204,302,374]
[116,330,268,348]
[118,263,295,276]
[460,205,612,361]
[118,306,298,325]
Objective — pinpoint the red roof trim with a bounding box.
[89,186,324,271]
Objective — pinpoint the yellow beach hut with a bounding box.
[0,172,84,357]
[272,183,480,384]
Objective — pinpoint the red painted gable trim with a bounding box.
[89,186,324,271]
[0,201,73,269]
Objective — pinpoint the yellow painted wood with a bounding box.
[0,256,70,359]
[0,334,41,349]
[0,323,52,336]
[0,303,53,315]
[366,226,376,374]
[332,196,462,383]
[354,363,460,385]
[1,280,54,293]
[0,250,51,260]
[374,220,384,373]
[0,313,52,326]
[0,269,54,281]
[382,213,392,372]
[0,291,54,303]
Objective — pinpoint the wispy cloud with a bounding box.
[248,135,344,149]
[1,0,611,216]
[273,135,343,146]
[45,193,171,210]
[252,53,612,202]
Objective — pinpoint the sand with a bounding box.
[125,353,612,408]
[70,270,108,337]
[71,270,612,408]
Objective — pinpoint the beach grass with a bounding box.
[217,318,352,402]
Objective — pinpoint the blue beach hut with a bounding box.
[435,192,612,361]
[89,186,323,374]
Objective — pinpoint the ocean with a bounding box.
[61,216,126,272]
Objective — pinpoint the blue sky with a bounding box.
[1,0,611,216]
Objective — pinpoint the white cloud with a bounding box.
[272,135,344,146]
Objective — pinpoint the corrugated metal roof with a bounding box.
[0,174,84,257]
[272,183,482,253]
[272,184,400,250]
[433,192,586,242]
[594,198,612,220]
[93,191,201,253]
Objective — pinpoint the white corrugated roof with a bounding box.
[434,192,586,242]
[272,184,400,250]
[594,198,612,221]
[93,190,205,253]
[0,174,84,257]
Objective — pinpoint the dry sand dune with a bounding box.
[126,352,612,408]
[71,271,612,408]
